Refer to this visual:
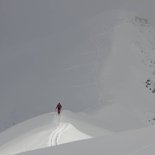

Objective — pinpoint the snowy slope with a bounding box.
[0,107,152,155]
[17,126,155,155]
[0,110,111,155]
[86,103,146,131]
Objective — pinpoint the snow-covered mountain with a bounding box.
[0,105,153,155]
[0,104,151,155]
[99,15,155,113]
[1,8,155,155]
[0,110,112,155]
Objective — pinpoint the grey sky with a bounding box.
[1,0,155,47]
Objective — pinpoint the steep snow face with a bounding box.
[99,16,155,116]
[0,111,111,155]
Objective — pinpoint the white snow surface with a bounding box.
[0,108,154,155]
[18,126,155,155]
[0,110,111,155]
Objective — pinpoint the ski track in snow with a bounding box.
[49,123,69,146]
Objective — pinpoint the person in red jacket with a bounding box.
[56,103,62,115]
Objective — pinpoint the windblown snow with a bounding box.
[1,12,155,155]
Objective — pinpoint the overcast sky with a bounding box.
[1,0,155,48]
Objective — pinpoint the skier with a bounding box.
[56,103,62,115]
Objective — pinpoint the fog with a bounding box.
[1,0,155,47]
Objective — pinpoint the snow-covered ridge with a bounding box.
[0,110,112,155]
[17,125,155,155]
